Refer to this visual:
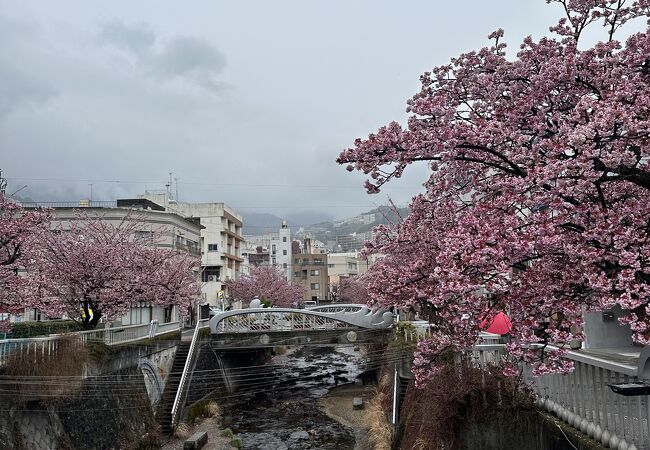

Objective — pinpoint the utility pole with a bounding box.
[0,169,7,195]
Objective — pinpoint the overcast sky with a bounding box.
[0,1,609,220]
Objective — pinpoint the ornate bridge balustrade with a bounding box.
[210,303,394,336]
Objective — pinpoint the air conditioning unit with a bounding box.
[207,275,217,282]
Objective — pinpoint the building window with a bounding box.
[313,258,322,265]
[328,264,334,268]
[283,250,287,255]
[135,231,154,244]
[272,257,276,265]
[208,244,218,252]
[272,244,276,253]
[294,258,300,264]
[310,270,320,276]
[283,237,287,242]
[310,283,319,290]
[283,263,287,268]
[202,266,220,282]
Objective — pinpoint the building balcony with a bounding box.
[220,229,245,241]
[222,252,244,262]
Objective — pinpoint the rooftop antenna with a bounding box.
[165,172,173,203]
[174,176,179,203]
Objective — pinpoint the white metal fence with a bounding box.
[465,343,648,450]
[0,320,181,367]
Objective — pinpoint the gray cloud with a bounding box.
[0,64,56,119]
[99,21,227,92]
[0,15,57,120]
[100,20,155,56]
[1,0,585,220]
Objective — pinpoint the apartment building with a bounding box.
[244,220,292,280]
[292,238,329,302]
[142,194,244,307]
[334,230,374,252]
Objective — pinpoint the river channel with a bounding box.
[219,346,370,450]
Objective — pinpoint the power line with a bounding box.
[6,177,421,191]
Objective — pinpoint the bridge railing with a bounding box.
[170,318,210,430]
[305,304,365,313]
[0,320,181,367]
[210,305,394,334]
[462,343,648,450]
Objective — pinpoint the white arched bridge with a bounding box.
[208,302,394,348]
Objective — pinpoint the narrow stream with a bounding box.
[220,346,368,450]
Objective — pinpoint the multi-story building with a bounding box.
[244,220,292,280]
[142,194,244,308]
[19,198,203,326]
[334,230,374,252]
[292,238,329,302]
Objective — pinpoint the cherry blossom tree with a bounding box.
[31,214,200,329]
[227,266,306,307]
[336,276,371,304]
[338,0,650,383]
[0,195,49,329]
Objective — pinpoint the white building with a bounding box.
[142,194,245,308]
[244,220,292,280]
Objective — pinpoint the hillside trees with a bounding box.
[338,0,650,382]
[227,266,306,307]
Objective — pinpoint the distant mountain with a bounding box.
[241,206,408,242]
[283,211,334,227]
[300,205,410,246]
[241,210,335,236]
[241,212,288,235]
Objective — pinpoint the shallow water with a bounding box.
[220,346,367,450]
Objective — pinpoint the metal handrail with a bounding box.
[0,320,182,366]
[19,201,119,209]
[170,319,210,429]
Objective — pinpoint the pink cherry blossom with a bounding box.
[338,1,650,384]
[29,212,200,329]
[226,266,306,307]
[0,195,49,330]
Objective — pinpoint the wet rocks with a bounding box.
[289,429,310,440]
[221,346,363,449]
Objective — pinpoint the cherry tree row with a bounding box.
[0,195,200,330]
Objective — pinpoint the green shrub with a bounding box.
[220,428,234,438]
[229,437,242,449]
[7,320,82,338]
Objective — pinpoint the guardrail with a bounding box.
[170,318,210,430]
[529,347,647,450]
[463,344,648,450]
[0,320,181,367]
[19,201,119,209]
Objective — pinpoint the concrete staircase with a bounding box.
[157,342,191,434]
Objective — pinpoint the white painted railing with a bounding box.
[0,320,181,367]
[465,344,648,450]
[528,347,647,450]
[170,318,210,430]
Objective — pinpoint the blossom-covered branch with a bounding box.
[339,1,650,383]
